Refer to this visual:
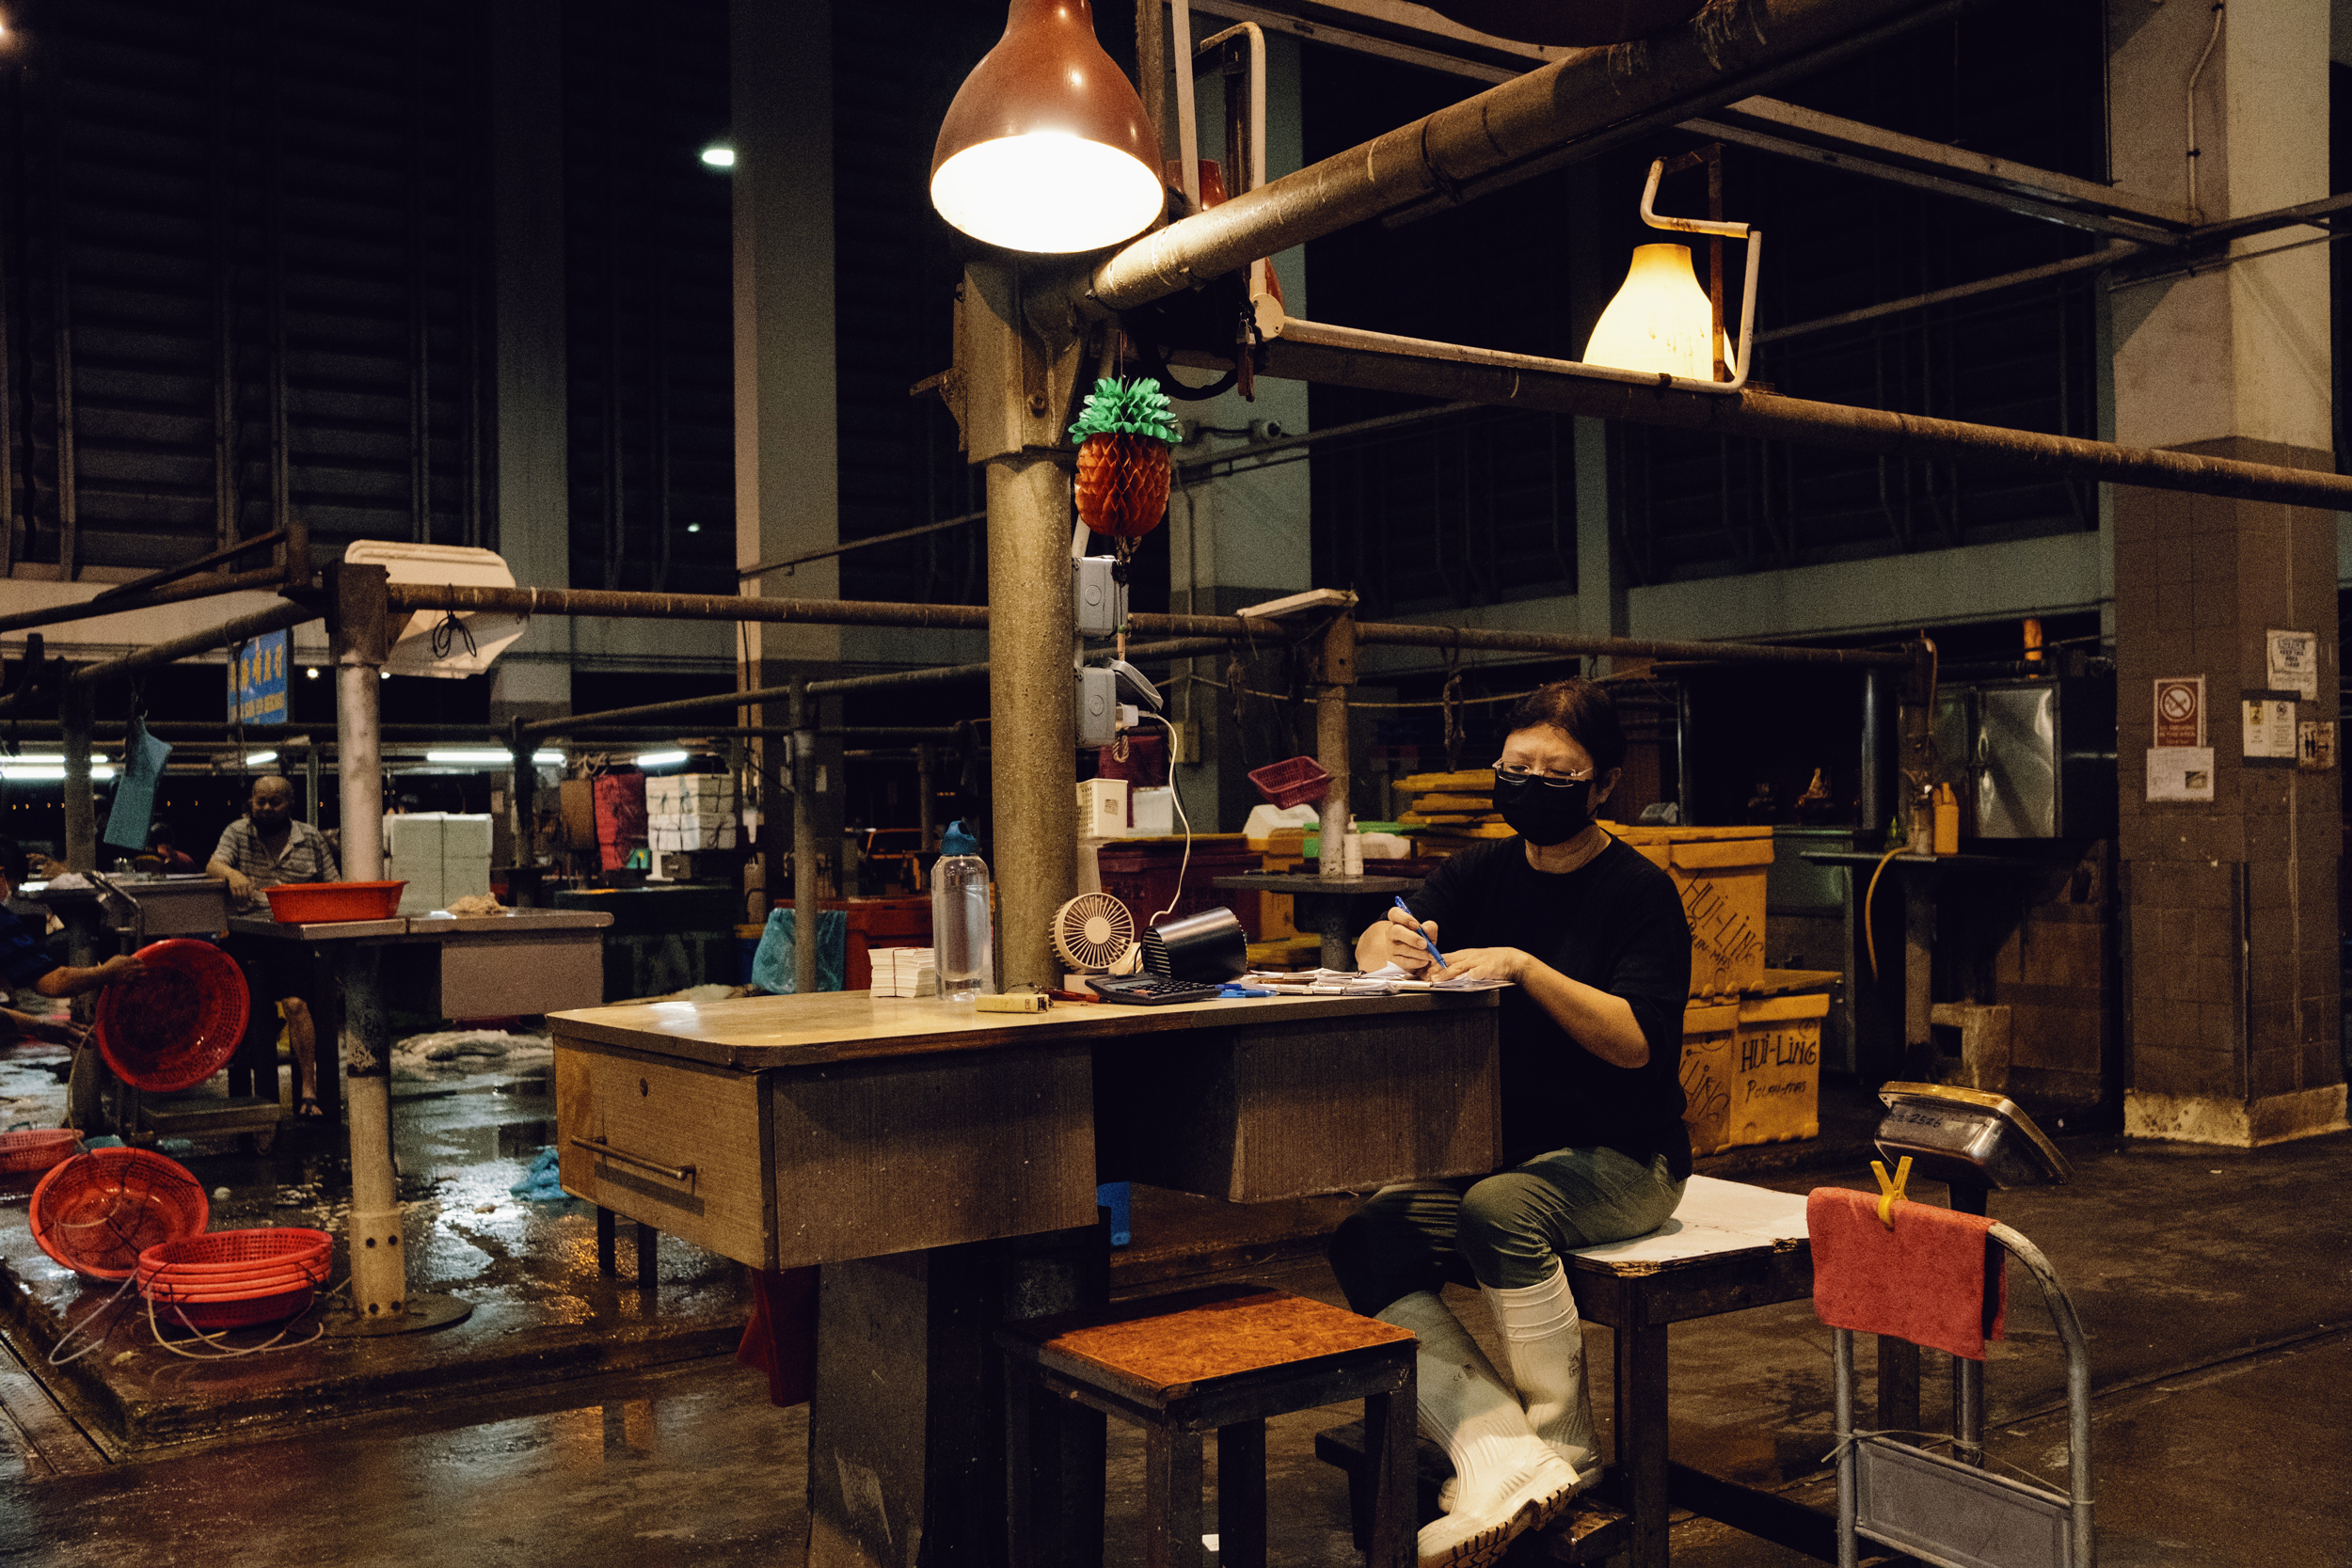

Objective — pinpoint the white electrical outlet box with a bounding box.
[1073,556,1125,637]
[1076,667,1118,747]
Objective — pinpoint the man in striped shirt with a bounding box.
[210,774,338,1120]
[207,775,339,910]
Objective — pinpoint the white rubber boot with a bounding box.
[1377,1291,1582,1567]
[1482,1261,1601,1482]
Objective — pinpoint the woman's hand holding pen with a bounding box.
[1377,906,1443,974]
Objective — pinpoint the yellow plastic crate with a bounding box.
[1612,824,1774,998]
[1680,991,1827,1155]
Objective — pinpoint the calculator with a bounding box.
[1086,974,1227,1006]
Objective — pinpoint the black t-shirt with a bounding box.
[1408,833,1692,1179]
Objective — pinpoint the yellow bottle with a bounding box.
[1932,784,1960,856]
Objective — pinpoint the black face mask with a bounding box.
[1493,772,1594,847]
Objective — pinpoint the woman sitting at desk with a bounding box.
[1332,677,1692,1567]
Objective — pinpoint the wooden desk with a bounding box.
[548,987,1501,1568]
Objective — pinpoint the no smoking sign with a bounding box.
[2154,676,2203,748]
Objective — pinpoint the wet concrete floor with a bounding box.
[0,1045,2345,1565]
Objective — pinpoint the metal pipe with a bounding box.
[1228,317,2352,515]
[508,716,534,877]
[1992,1222,2096,1566]
[1755,245,2135,347]
[305,738,320,830]
[1316,611,1355,898]
[738,510,982,582]
[790,682,818,997]
[64,599,317,692]
[1860,666,1895,839]
[338,665,384,882]
[0,566,295,639]
[384,581,990,632]
[388,583,1925,671]
[341,949,405,1322]
[987,450,1076,992]
[60,683,92,872]
[1833,1329,1858,1568]
[87,531,290,609]
[1086,0,1963,314]
[915,742,937,853]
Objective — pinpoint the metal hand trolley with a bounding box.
[1836,1083,2094,1568]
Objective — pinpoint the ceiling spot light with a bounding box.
[246,751,278,766]
[930,0,1164,254]
[686,523,701,533]
[305,666,320,680]
[701,145,735,168]
[635,751,689,768]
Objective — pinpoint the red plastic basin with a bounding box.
[263,881,405,923]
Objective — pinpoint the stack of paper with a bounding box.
[645,773,739,851]
[874,947,937,999]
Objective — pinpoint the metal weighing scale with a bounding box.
[1831,1083,2093,1568]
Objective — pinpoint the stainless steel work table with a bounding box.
[549,986,1502,1568]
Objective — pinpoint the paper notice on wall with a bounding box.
[2153,676,2204,748]
[2146,747,2215,801]
[2266,629,2320,700]
[2241,693,2298,764]
[2299,720,2337,772]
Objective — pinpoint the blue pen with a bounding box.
[1392,895,1446,968]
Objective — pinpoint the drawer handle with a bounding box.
[570,1135,695,1182]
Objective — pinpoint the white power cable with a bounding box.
[1135,713,1192,928]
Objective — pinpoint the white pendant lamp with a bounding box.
[930,1,1166,255]
[1582,243,1736,381]
[1581,154,1758,387]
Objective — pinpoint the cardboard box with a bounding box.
[1680,990,1827,1155]
[1612,825,1774,997]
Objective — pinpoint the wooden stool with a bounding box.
[996,1283,1419,1568]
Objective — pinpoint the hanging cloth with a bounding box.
[101,716,170,854]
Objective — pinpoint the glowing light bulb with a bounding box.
[1582,244,1735,382]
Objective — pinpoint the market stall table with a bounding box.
[549,986,1502,1568]
[232,907,613,1332]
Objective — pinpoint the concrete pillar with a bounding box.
[733,0,845,902]
[1165,31,1312,833]
[487,0,573,726]
[2108,0,2344,1145]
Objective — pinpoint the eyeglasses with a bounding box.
[1491,762,1596,789]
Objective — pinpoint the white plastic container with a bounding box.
[930,819,994,1001]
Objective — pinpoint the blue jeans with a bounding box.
[1328,1146,1686,1313]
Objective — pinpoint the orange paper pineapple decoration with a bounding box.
[1069,378,1178,539]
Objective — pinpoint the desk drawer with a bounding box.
[556,1042,773,1268]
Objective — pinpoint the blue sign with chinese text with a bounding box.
[232,629,289,724]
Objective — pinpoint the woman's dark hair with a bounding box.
[149,822,177,847]
[0,837,27,887]
[1502,678,1627,776]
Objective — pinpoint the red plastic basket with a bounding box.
[136,1227,330,1275]
[95,939,250,1094]
[0,1129,79,1176]
[137,1228,329,1293]
[263,880,405,923]
[29,1148,209,1280]
[149,1286,316,1331]
[1247,754,1331,808]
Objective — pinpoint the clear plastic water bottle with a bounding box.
[930,820,994,1001]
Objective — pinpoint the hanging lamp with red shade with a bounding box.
[930,0,1165,255]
